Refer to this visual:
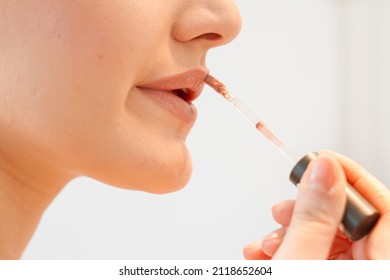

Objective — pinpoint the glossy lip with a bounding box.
[136,68,208,123]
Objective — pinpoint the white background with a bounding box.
[23,0,390,259]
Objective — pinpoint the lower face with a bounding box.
[2,1,211,193]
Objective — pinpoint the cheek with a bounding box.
[5,2,133,146]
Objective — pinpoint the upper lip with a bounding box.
[137,68,208,103]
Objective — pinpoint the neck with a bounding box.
[0,150,74,259]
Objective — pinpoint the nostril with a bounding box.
[194,33,223,41]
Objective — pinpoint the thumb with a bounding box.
[273,153,347,259]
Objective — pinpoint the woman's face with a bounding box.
[0,1,241,193]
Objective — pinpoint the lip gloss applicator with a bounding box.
[205,74,379,241]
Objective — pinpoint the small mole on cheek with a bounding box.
[98,54,104,59]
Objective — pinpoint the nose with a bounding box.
[172,0,242,49]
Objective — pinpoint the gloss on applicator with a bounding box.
[205,74,379,241]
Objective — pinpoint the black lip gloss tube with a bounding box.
[289,152,380,241]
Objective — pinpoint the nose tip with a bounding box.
[172,0,242,49]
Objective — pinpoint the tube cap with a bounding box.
[289,152,318,185]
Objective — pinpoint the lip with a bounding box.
[137,68,208,123]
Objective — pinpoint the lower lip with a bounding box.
[137,87,197,124]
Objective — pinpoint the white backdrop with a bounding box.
[23,0,390,259]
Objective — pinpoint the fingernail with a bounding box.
[262,238,281,257]
[244,240,262,250]
[307,156,335,191]
[263,227,286,241]
[261,228,286,257]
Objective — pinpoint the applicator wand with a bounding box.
[205,74,379,241]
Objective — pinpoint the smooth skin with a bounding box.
[0,0,241,259]
[244,151,390,259]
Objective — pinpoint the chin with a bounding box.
[141,160,193,194]
[101,155,194,195]
[113,170,192,194]
[82,140,194,194]
[146,177,191,194]
[140,143,194,194]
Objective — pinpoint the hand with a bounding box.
[243,151,390,259]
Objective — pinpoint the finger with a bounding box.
[259,228,351,259]
[260,228,352,259]
[354,212,390,259]
[273,153,347,259]
[271,189,350,237]
[325,151,390,259]
[243,227,286,259]
[261,227,286,257]
[243,240,271,260]
[328,236,353,260]
[324,150,390,213]
[351,237,368,260]
[272,201,347,237]
[272,200,295,226]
